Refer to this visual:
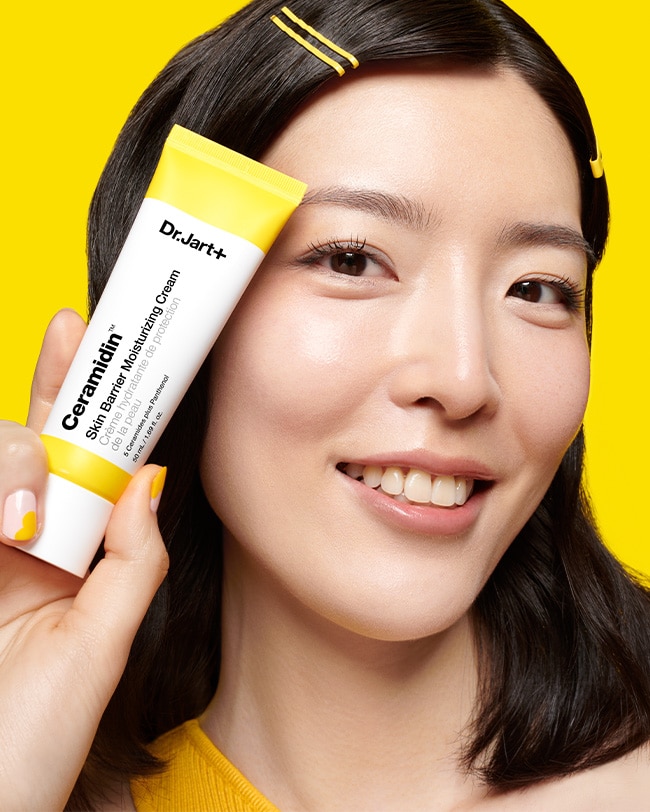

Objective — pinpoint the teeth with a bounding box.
[349,464,477,508]
[455,477,467,506]
[381,466,405,496]
[362,465,383,489]
[454,478,474,505]
[345,462,364,480]
[404,469,432,504]
[431,475,456,507]
[392,493,410,503]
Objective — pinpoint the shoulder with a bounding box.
[498,746,650,810]
[90,725,192,812]
[581,746,650,805]
[129,719,280,812]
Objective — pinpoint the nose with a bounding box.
[386,277,501,422]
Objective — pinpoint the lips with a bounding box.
[338,462,491,508]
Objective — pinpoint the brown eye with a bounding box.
[509,280,562,304]
[330,251,368,276]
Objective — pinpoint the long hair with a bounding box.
[68,0,650,806]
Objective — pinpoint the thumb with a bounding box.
[67,465,169,684]
[0,466,169,811]
[27,309,87,433]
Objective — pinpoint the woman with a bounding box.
[1,1,649,809]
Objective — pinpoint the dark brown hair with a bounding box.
[68,0,650,806]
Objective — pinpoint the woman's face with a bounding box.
[201,67,590,641]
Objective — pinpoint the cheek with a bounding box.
[209,289,375,442]
[509,330,590,464]
[199,284,375,540]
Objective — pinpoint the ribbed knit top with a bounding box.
[131,719,280,811]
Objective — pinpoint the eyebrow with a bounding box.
[300,187,595,267]
[496,222,595,267]
[300,186,433,231]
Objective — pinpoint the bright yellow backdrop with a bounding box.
[2,2,647,573]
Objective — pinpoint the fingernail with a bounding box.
[3,490,38,541]
[150,468,167,513]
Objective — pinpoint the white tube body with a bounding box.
[25,198,264,575]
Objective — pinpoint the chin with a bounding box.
[300,579,479,645]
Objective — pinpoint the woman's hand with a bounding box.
[0,310,169,811]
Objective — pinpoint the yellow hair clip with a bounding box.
[590,139,604,179]
[270,6,359,77]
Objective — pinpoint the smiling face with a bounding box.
[200,66,590,642]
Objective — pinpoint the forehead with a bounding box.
[262,65,581,229]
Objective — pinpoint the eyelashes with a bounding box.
[507,276,586,312]
[297,236,586,311]
[298,237,394,280]
[306,237,368,256]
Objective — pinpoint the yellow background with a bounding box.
[2,2,647,573]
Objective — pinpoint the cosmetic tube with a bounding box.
[24,125,306,576]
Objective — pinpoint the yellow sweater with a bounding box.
[131,719,280,812]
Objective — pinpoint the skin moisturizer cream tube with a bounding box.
[24,125,307,576]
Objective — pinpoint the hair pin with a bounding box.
[270,6,359,77]
[590,139,604,179]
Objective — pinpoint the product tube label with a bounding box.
[44,197,264,478]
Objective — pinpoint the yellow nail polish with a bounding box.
[150,467,167,513]
[3,490,38,542]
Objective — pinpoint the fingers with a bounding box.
[0,310,85,550]
[0,466,168,811]
[0,422,48,547]
[27,309,86,433]
[2,307,169,687]
[68,465,169,682]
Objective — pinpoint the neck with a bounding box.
[201,542,485,811]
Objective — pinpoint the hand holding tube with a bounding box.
[0,310,168,810]
[24,127,305,576]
